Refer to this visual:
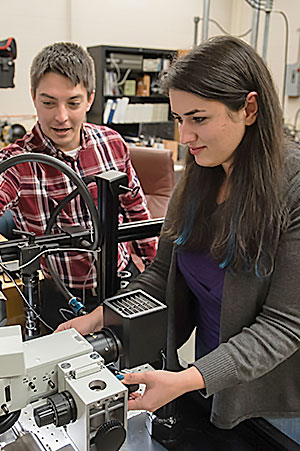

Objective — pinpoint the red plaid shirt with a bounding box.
[0,122,157,288]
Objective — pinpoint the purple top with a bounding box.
[177,248,225,357]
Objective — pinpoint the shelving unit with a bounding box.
[87,45,177,140]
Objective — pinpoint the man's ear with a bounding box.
[30,87,36,105]
[244,91,258,126]
[87,91,95,111]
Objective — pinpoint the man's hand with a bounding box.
[123,366,205,412]
[54,306,103,335]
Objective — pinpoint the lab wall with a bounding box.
[0,0,71,127]
[234,0,300,127]
[0,0,299,128]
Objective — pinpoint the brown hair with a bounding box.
[162,36,286,274]
[30,42,95,98]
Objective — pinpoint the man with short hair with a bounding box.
[0,42,157,330]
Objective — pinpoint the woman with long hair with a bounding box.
[56,36,300,444]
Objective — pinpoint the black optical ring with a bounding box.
[0,154,101,249]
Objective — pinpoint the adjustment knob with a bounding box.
[34,391,77,428]
[94,419,126,451]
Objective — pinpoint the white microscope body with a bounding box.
[0,326,128,451]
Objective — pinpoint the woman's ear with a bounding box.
[244,91,258,126]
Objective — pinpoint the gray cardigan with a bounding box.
[127,147,300,429]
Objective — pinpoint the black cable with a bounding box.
[43,175,97,302]
[45,175,95,235]
[46,255,75,302]
[0,410,21,434]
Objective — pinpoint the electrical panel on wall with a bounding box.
[285,63,300,97]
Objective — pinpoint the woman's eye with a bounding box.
[193,117,206,123]
[173,116,182,124]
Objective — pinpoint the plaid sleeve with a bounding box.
[0,146,22,213]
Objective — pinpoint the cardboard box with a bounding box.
[162,139,178,161]
[136,75,150,96]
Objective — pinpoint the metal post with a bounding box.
[250,3,261,50]
[18,241,42,340]
[262,0,273,60]
[95,171,128,302]
[297,28,300,64]
[194,17,200,47]
[22,273,40,340]
[201,0,211,42]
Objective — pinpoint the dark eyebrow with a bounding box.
[171,108,207,117]
[69,95,84,100]
[39,93,56,100]
[39,93,84,100]
[185,109,207,116]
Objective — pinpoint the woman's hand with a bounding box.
[123,366,205,412]
[54,306,103,335]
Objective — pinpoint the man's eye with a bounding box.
[42,101,53,106]
[69,102,81,108]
